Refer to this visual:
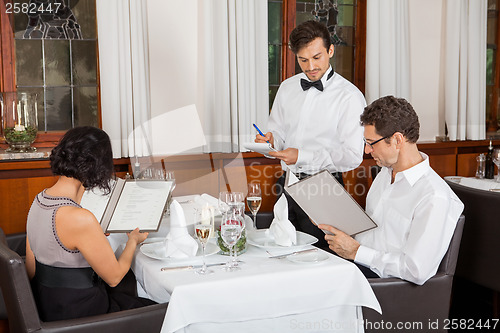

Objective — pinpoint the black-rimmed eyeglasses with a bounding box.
[363,135,392,150]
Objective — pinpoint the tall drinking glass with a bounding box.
[247,183,262,230]
[220,209,243,272]
[194,207,214,275]
[218,191,232,220]
[493,149,500,182]
[165,171,176,215]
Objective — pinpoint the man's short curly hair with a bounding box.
[289,20,332,54]
[360,96,420,143]
[50,126,114,193]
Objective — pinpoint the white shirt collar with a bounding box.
[394,152,430,186]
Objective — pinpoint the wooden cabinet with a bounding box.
[1,140,498,235]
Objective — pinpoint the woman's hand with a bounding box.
[127,227,148,245]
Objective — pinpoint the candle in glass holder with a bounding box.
[14,124,25,132]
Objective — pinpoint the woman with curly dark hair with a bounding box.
[25,126,155,321]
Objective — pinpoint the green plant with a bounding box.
[4,126,37,143]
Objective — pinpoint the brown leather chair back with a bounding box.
[446,180,500,292]
[363,215,465,333]
[0,227,168,333]
[438,214,465,275]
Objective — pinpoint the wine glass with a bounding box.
[194,206,215,275]
[165,171,176,215]
[247,183,262,230]
[493,149,500,182]
[230,191,245,217]
[220,209,243,272]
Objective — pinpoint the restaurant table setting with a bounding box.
[444,176,500,191]
[110,193,381,333]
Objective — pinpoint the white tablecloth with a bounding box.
[133,245,380,333]
[110,195,381,333]
[444,176,500,191]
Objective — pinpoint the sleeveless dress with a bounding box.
[27,190,155,322]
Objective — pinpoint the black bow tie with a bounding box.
[301,79,323,91]
[300,70,334,92]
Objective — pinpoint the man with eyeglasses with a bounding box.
[255,20,365,248]
[319,96,464,285]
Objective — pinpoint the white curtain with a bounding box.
[444,0,487,141]
[365,0,410,104]
[199,0,269,153]
[96,0,152,158]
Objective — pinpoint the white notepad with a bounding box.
[284,170,377,236]
[243,142,277,158]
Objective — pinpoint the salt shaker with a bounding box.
[476,153,486,179]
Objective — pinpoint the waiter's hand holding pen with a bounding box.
[253,123,275,147]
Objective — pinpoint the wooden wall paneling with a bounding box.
[161,155,219,197]
[0,176,57,234]
[343,157,378,209]
[457,153,481,177]
[428,154,457,178]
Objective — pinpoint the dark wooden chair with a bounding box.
[363,215,465,333]
[0,228,168,333]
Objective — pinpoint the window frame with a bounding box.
[486,4,500,134]
[279,0,366,94]
[0,0,102,149]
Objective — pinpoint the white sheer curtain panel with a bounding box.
[365,0,410,104]
[443,0,487,141]
[96,0,152,158]
[199,0,269,152]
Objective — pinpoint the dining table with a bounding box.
[444,175,500,191]
[109,195,381,333]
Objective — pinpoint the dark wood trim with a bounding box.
[354,0,366,94]
[0,0,16,93]
[0,1,102,146]
[282,0,296,80]
[487,7,500,133]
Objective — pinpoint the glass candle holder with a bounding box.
[1,92,38,152]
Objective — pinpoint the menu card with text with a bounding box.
[82,178,173,233]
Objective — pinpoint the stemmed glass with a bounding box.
[194,206,214,275]
[165,171,175,215]
[218,191,232,219]
[247,183,262,230]
[493,149,500,182]
[220,208,243,272]
[230,192,245,217]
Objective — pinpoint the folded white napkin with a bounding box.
[194,194,220,215]
[268,195,297,246]
[163,200,199,258]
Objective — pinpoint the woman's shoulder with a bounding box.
[57,206,99,230]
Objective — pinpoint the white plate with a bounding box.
[140,240,219,261]
[287,251,330,264]
[246,230,318,249]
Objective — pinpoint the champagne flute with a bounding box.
[218,191,232,219]
[247,183,262,230]
[220,209,243,272]
[194,207,214,275]
[493,149,500,182]
[165,171,175,215]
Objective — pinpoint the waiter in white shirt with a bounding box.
[319,96,464,285]
[255,20,365,248]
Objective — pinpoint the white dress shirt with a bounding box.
[354,153,464,285]
[266,67,366,174]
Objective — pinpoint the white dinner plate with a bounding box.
[140,240,219,261]
[287,251,330,264]
[246,229,318,249]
